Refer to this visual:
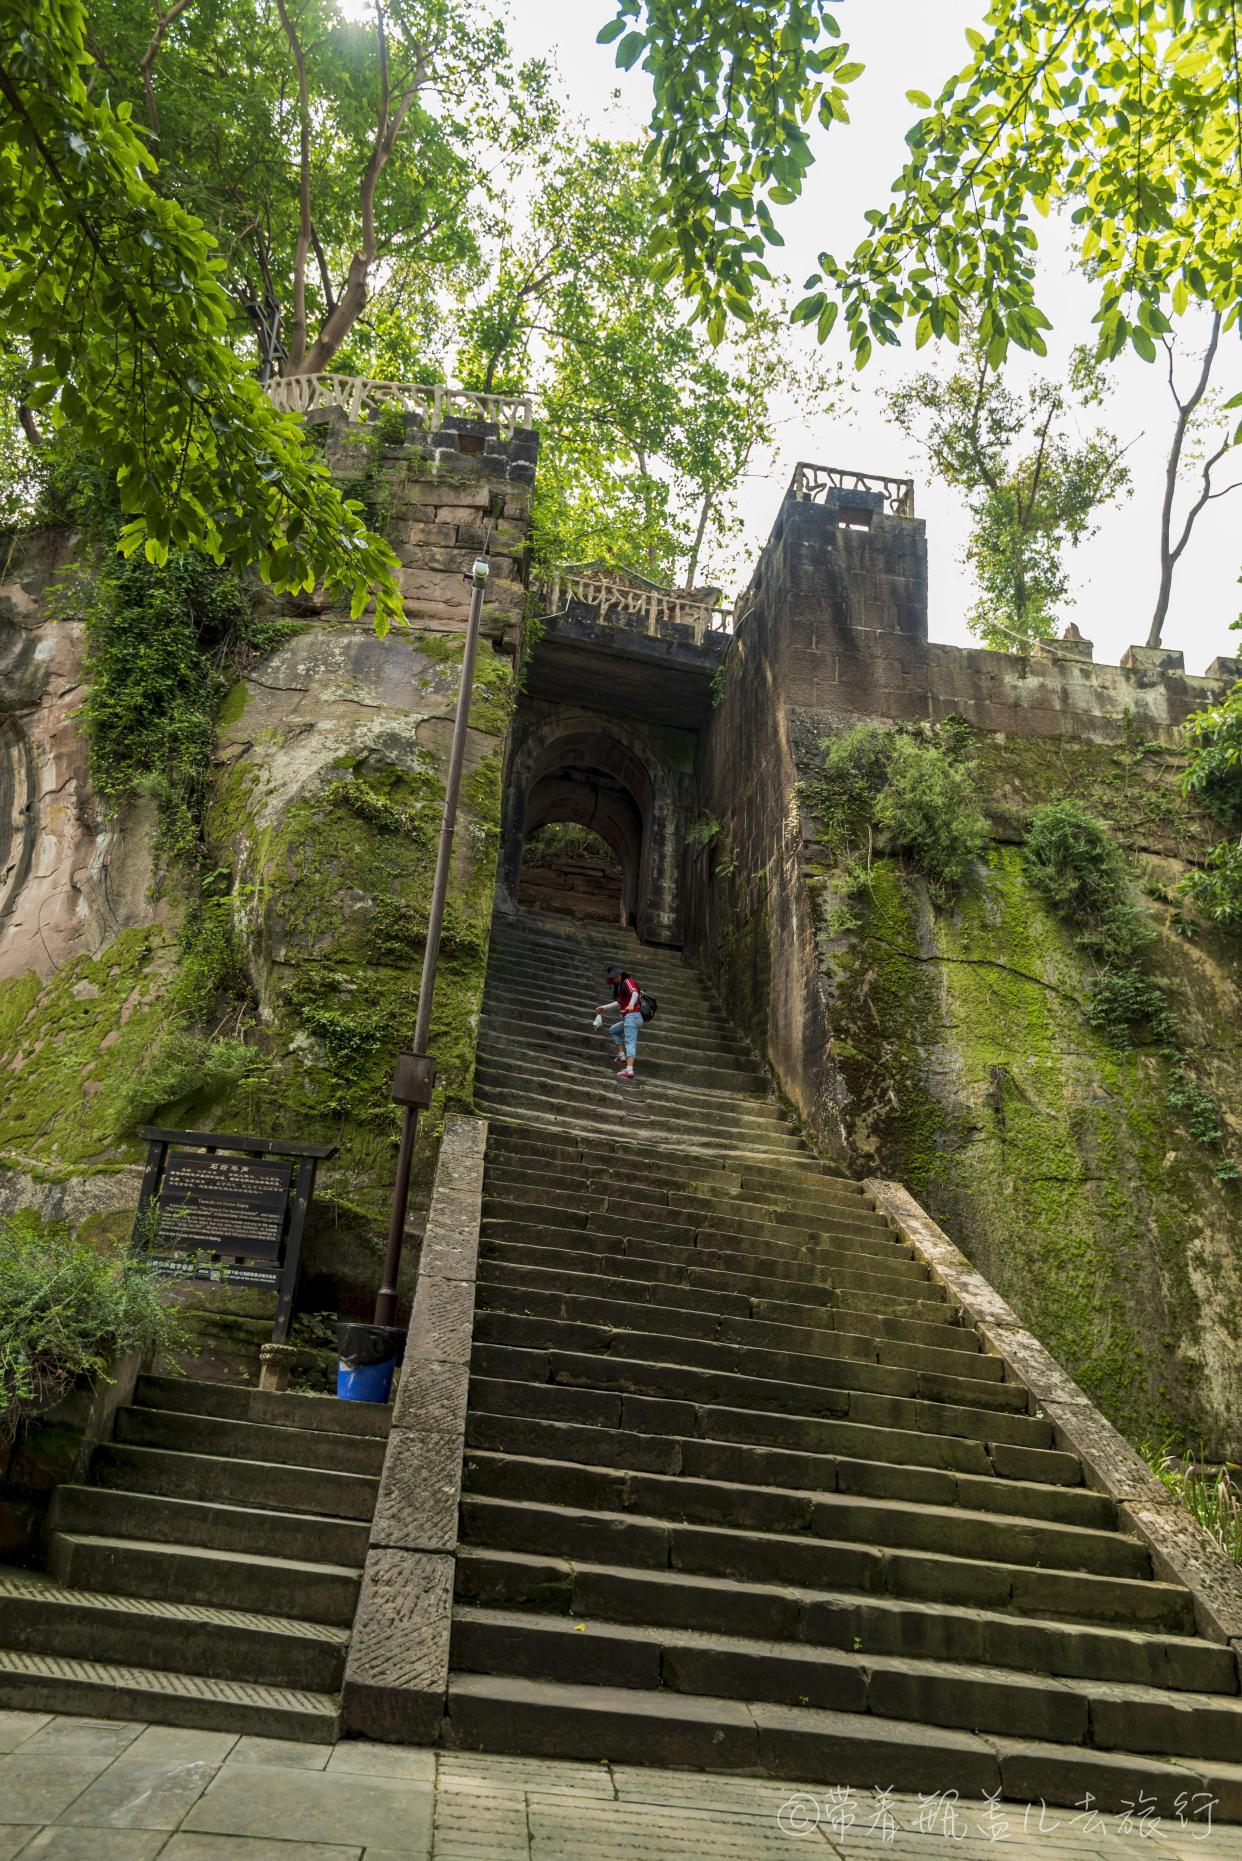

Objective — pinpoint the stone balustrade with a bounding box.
[790,460,916,517]
[268,373,534,436]
[545,570,732,646]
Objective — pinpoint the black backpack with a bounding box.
[639,992,658,1023]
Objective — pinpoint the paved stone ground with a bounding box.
[0,1711,1235,1861]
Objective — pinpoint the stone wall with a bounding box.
[690,486,1242,1458]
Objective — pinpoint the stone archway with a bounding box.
[498,712,685,944]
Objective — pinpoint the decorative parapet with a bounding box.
[269,374,534,437]
[790,461,916,517]
[545,569,732,647]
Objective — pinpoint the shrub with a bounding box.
[1022,800,1132,928]
[108,1033,271,1138]
[873,735,989,887]
[816,723,988,889]
[0,1218,188,1448]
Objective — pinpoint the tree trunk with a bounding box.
[1146,311,1222,650]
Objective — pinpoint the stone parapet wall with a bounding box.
[312,407,537,643]
[736,494,1235,745]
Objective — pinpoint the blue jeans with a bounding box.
[610,1011,642,1060]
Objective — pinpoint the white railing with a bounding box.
[267,374,534,436]
[545,571,731,647]
[790,462,915,517]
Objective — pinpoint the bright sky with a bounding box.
[507,0,1241,676]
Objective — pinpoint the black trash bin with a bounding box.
[337,1322,405,1403]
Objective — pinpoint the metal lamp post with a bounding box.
[372,552,490,1328]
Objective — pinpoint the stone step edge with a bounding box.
[450,1603,1242,1719]
[453,1545,1228,1676]
[94,1440,381,1497]
[458,1459,1142,1573]
[440,1672,1232,1817]
[0,1648,339,1740]
[458,1494,1173,1607]
[52,1484,371,1548]
[49,1530,361,1582]
[459,1436,1117,1540]
[0,1572,351,1642]
[483,1117,851,1178]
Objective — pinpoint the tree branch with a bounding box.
[274,0,312,373]
[1147,309,1223,648]
[139,0,195,139]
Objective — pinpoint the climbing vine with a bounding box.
[1180,677,1242,931]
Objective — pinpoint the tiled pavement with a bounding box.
[0,1712,1236,1861]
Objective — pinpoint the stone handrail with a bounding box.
[791,461,915,517]
[267,374,534,436]
[545,571,732,647]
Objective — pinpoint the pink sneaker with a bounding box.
[618,1066,635,1081]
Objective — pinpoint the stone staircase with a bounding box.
[0,1375,388,1739]
[451,910,1242,1806]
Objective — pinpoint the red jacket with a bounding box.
[611,974,641,1015]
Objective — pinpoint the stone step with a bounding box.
[476,1257,972,1351]
[481,1210,920,1284]
[449,1606,1242,1759]
[456,1496,1184,1631]
[0,1572,348,1693]
[475,1063,794,1136]
[459,1453,1142,1579]
[131,1375,390,1438]
[48,1532,361,1627]
[480,1116,849,1191]
[462,1411,1094,1520]
[481,1194,899,1257]
[480,993,757,1055]
[454,1547,1230,1696]
[474,1277,992,1379]
[466,1375,1079,1485]
[475,1094,809,1160]
[482,1159,871,1220]
[112,1406,387,1477]
[49,1485,370,1569]
[482,1166,884,1230]
[471,1340,1052,1449]
[0,1647,339,1743]
[91,1443,379,1522]
[478,1233,953,1315]
[484,1121,853,1188]
[479,1014,762,1076]
[470,1311,1023,1413]
[441,1671,1221,1813]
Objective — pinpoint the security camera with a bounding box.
[471,558,490,585]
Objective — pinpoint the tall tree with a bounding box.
[84,0,553,377]
[457,139,837,589]
[1148,314,1242,647]
[887,345,1132,650]
[1,0,401,623]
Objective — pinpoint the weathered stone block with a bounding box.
[369,1422,462,1552]
[392,1356,469,1433]
[1121,644,1186,674]
[341,1547,453,1743]
[403,521,458,546]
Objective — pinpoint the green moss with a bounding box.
[0,929,176,1168]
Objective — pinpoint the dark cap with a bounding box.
[606,964,623,978]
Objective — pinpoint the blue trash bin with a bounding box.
[337,1323,404,1403]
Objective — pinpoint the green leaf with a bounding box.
[905,89,932,108]
[596,18,627,44]
[615,30,646,70]
[1131,325,1157,362]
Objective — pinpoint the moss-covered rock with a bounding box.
[810,777,1242,1457]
